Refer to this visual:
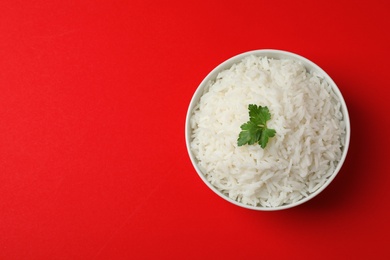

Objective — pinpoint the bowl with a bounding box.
[185,49,350,211]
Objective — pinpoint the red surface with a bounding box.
[1,0,390,259]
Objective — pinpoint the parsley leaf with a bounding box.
[237,105,276,148]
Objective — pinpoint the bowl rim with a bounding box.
[185,49,351,211]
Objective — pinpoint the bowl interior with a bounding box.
[185,49,350,211]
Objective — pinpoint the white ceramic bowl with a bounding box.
[185,49,350,211]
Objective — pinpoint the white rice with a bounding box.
[190,55,346,207]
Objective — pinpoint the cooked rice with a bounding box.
[190,55,346,207]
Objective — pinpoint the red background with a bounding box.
[1,0,390,259]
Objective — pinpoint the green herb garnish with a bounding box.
[237,104,276,148]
